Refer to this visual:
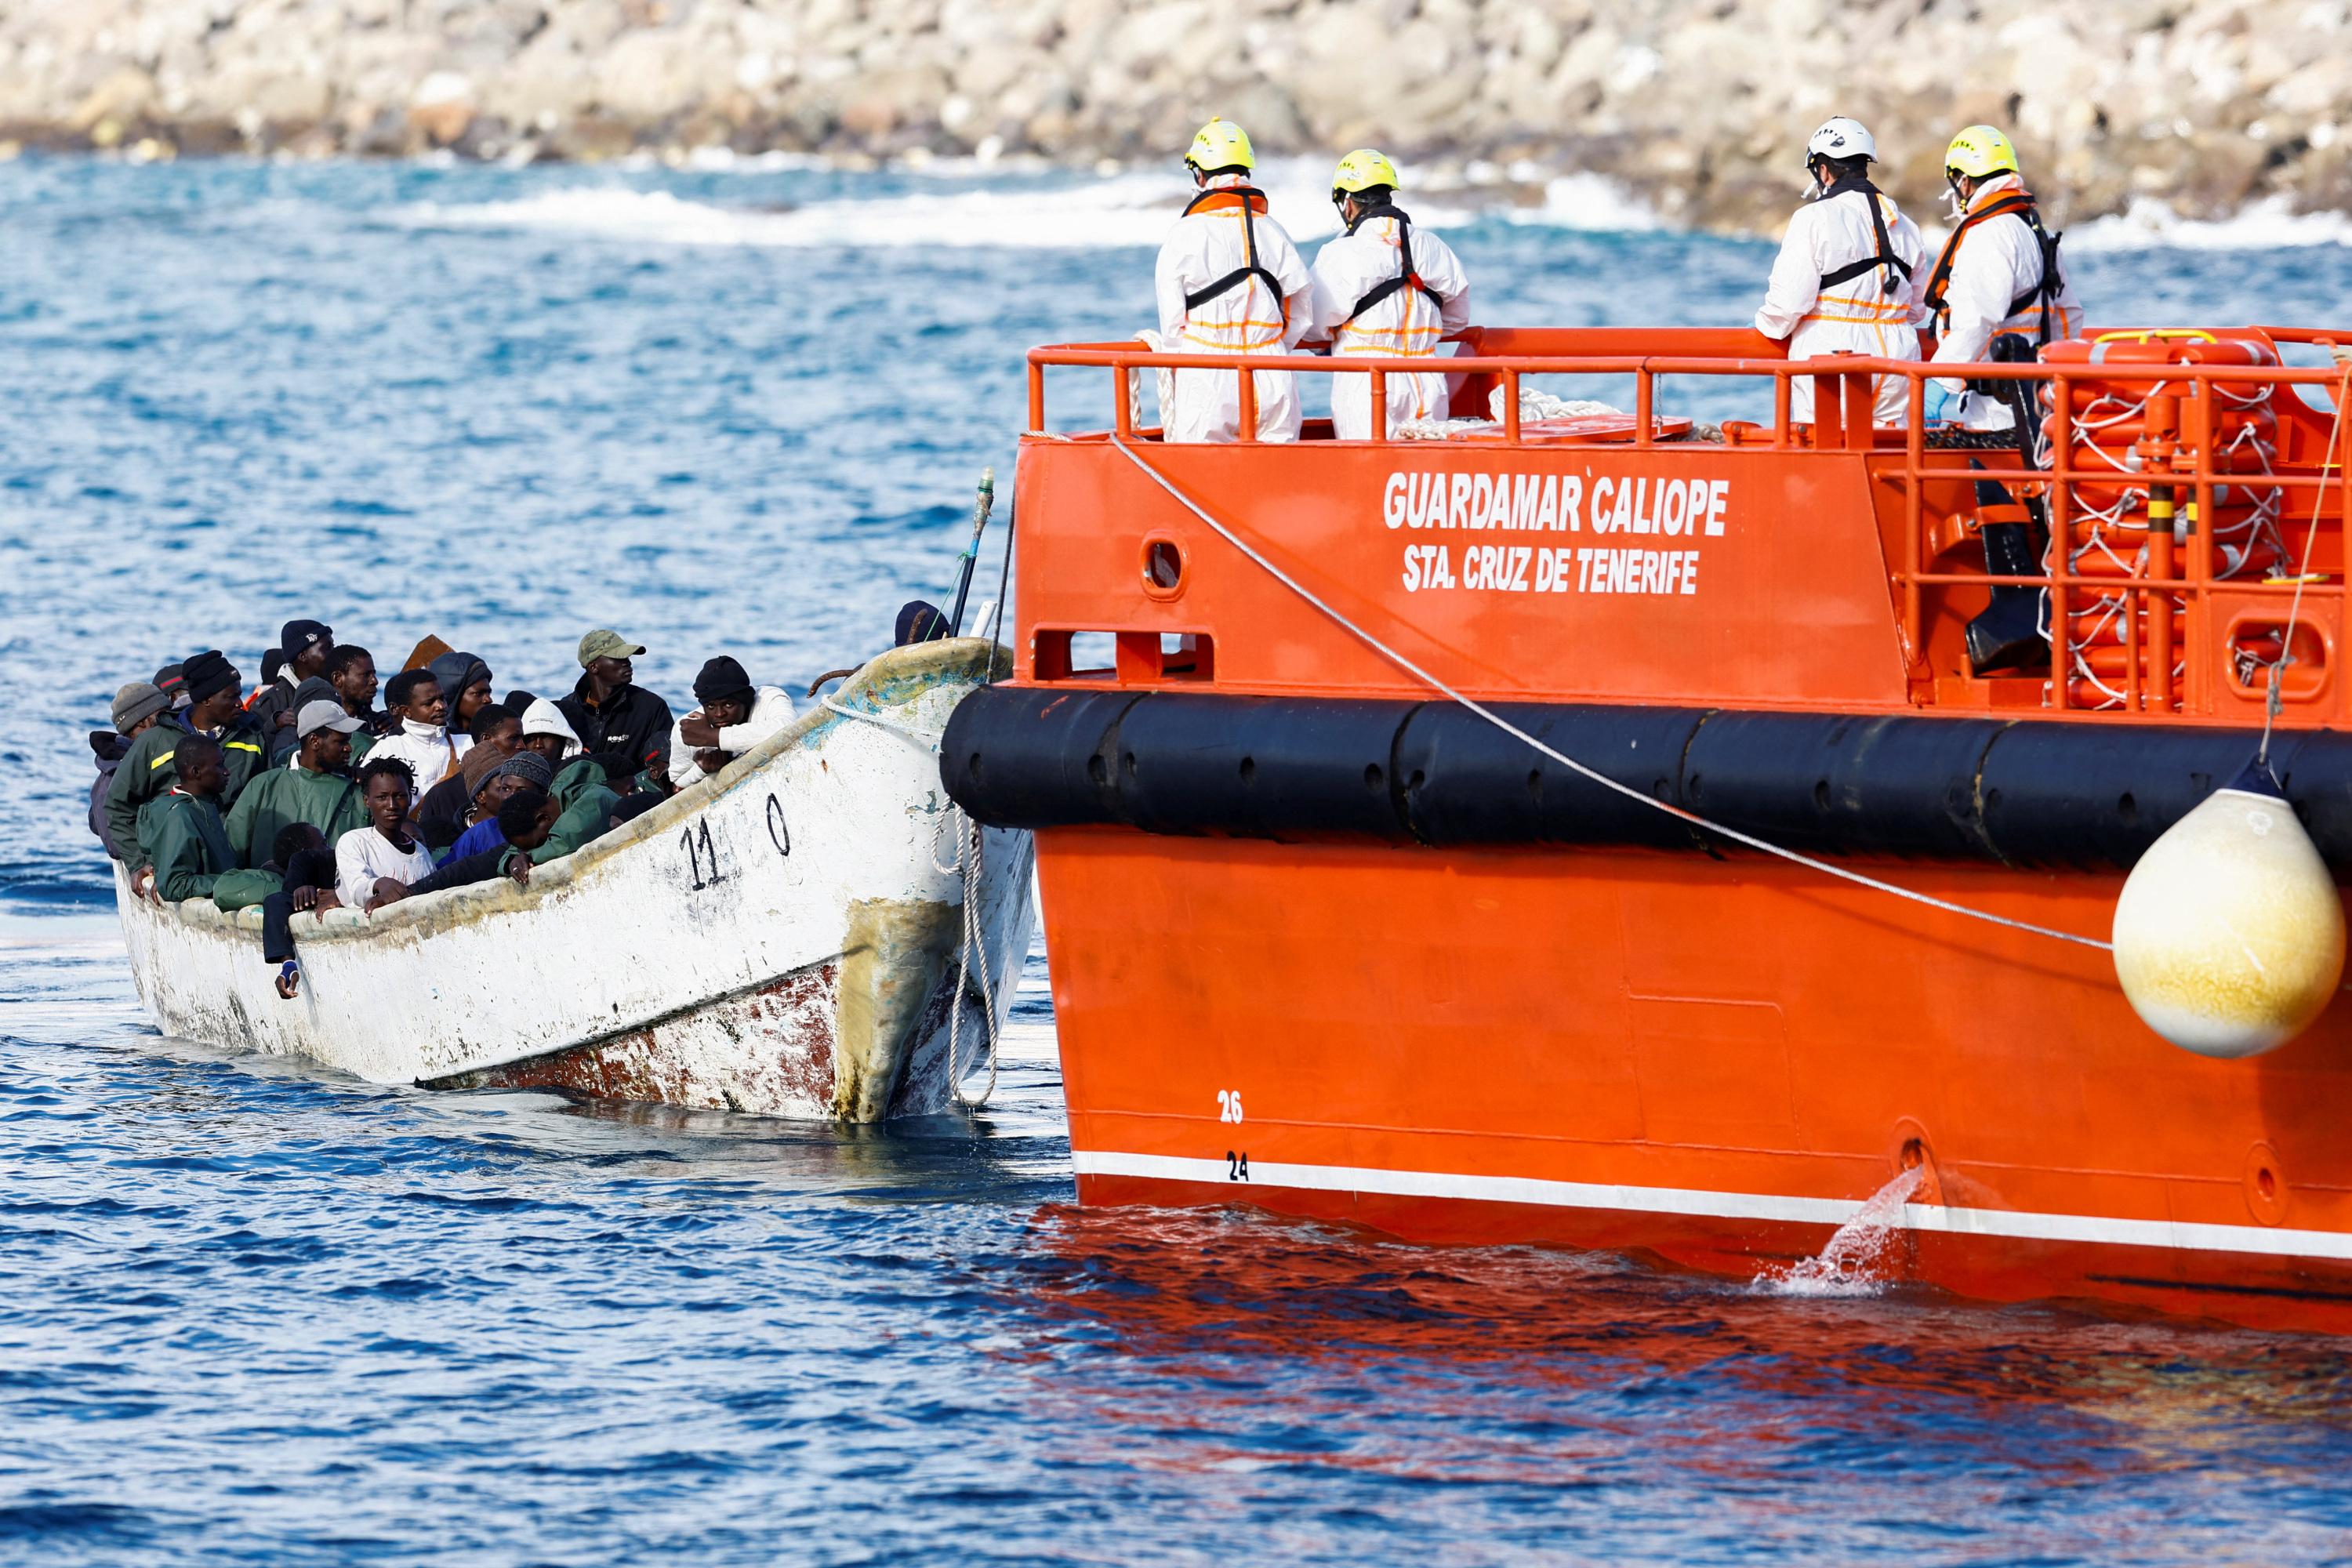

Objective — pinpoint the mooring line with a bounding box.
[1108,435,2113,953]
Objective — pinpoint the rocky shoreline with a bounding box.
[5,0,2350,231]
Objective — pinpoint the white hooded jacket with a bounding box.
[1153,176,1313,443]
[1755,181,1927,424]
[1308,209,1472,438]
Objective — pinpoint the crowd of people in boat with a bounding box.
[86,608,945,997]
[1156,114,2082,442]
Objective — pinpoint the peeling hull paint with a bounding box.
[113,641,1037,1123]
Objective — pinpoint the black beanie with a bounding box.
[183,649,239,706]
[693,656,755,707]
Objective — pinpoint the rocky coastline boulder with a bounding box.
[1,0,2348,230]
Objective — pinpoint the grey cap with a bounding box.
[578,629,646,667]
[296,699,364,739]
[488,750,554,790]
[112,682,169,734]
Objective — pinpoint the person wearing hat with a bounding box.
[558,630,676,790]
[251,619,335,742]
[414,703,522,852]
[669,656,796,789]
[89,682,169,858]
[446,752,559,863]
[106,651,263,873]
[516,698,636,808]
[1306,149,1474,439]
[426,651,496,735]
[223,698,367,869]
[152,662,190,713]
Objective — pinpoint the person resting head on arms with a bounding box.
[670,657,796,788]
[446,753,555,862]
[415,702,521,851]
[368,668,463,793]
[338,757,437,913]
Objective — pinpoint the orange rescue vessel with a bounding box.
[946,325,2352,1332]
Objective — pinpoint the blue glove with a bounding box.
[1923,382,1957,423]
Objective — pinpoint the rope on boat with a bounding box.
[2259,366,2352,767]
[1108,435,2115,954]
[936,805,1003,1109]
[821,695,941,753]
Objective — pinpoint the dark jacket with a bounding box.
[415,771,473,853]
[558,675,673,789]
[89,731,132,857]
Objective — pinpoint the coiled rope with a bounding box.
[1109,435,2113,953]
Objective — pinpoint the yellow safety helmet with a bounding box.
[1331,147,1402,198]
[1185,118,1255,173]
[1944,125,2020,180]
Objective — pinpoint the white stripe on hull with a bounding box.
[1072,1149,2352,1263]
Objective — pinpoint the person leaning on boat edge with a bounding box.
[1305,149,1473,438]
[1154,118,1314,444]
[1752,116,1927,426]
[558,628,674,790]
[671,656,794,788]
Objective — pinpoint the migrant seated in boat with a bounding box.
[670,656,795,789]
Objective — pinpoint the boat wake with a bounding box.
[1752,1167,1925,1299]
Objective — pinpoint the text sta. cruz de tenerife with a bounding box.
[1382,469,1730,599]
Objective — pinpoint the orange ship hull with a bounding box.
[1041,829,2352,1334]
[966,326,2352,1332]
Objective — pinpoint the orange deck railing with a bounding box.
[1024,328,2352,723]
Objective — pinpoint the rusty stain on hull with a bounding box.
[429,964,843,1113]
[832,897,960,1120]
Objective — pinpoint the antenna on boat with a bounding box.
[943,468,997,638]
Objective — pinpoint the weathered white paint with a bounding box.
[114,641,1036,1122]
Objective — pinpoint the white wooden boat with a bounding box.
[114,639,1035,1121]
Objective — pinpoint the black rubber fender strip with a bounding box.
[939,685,2352,877]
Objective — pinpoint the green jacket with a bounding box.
[552,756,611,811]
[531,784,619,865]
[223,763,366,869]
[137,789,236,902]
[104,713,270,871]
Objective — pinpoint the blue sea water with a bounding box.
[5,155,2352,1565]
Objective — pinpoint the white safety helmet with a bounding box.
[1806,116,1878,166]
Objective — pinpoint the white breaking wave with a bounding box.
[2069,195,2352,253]
[387,158,1653,251]
[1497,173,1664,233]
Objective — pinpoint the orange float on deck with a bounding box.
[953,325,2352,1332]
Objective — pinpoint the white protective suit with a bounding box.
[1153,176,1313,443]
[1754,181,1928,424]
[668,685,795,789]
[1926,173,2084,430]
[1308,209,1473,438]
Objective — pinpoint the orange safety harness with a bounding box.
[1179,187,1287,326]
[1922,187,2067,347]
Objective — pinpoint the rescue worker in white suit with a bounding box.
[1306,149,1472,439]
[1153,118,1314,443]
[1919,124,2084,431]
[1918,124,2086,674]
[1752,117,1926,426]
